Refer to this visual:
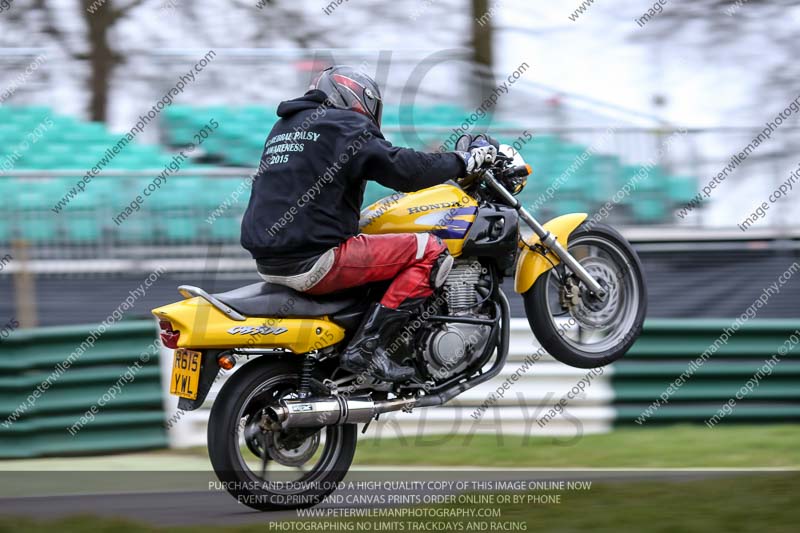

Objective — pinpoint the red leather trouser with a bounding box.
[304,233,448,309]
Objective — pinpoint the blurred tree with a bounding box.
[0,0,481,122]
[0,0,151,122]
[471,0,493,68]
[630,0,800,108]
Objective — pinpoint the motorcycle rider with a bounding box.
[241,65,497,383]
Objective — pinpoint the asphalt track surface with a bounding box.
[0,469,775,527]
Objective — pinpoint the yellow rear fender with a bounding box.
[514,213,588,294]
[152,297,345,353]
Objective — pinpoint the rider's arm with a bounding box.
[348,121,467,192]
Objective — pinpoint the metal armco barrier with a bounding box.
[0,322,167,458]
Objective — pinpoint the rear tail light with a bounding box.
[159,319,180,349]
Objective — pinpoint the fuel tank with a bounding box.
[359,184,478,257]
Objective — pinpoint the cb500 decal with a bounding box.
[227,325,288,336]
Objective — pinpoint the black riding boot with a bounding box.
[341,303,416,383]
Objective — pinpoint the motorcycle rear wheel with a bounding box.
[524,222,647,368]
[207,358,356,511]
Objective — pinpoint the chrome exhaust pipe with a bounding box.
[266,395,415,428]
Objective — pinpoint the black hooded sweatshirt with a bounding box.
[240,90,466,274]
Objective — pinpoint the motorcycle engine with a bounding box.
[417,260,493,381]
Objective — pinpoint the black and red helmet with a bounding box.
[312,66,383,127]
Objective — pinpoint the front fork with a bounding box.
[482,172,607,298]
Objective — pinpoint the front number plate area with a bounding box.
[169,348,202,400]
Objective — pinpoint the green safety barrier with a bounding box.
[2,318,796,458]
[0,322,167,458]
[613,319,800,424]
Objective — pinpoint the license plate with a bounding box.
[169,348,202,400]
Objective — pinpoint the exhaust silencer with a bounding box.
[266,395,415,428]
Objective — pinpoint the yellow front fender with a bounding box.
[514,213,588,294]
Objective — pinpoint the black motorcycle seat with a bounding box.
[213,282,361,318]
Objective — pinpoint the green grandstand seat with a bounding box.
[551,199,590,215]
[159,215,198,242]
[620,164,664,194]
[666,176,698,203]
[64,214,103,242]
[163,106,195,126]
[630,197,667,223]
[0,219,10,243]
[47,177,100,211]
[363,182,395,207]
[0,179,14,209]
[208,215,241,240]
[16,187,52,210]
[113,217,155,242]
[16,152,65,169]
[16,217,56,242]
[148,178,199,210]
[62,122,112,142]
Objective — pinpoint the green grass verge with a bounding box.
[353,424,800,468]
[0,474,797,532]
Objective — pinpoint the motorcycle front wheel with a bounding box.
[524,222,647,368]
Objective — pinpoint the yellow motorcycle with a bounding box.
[152,137,646,511]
